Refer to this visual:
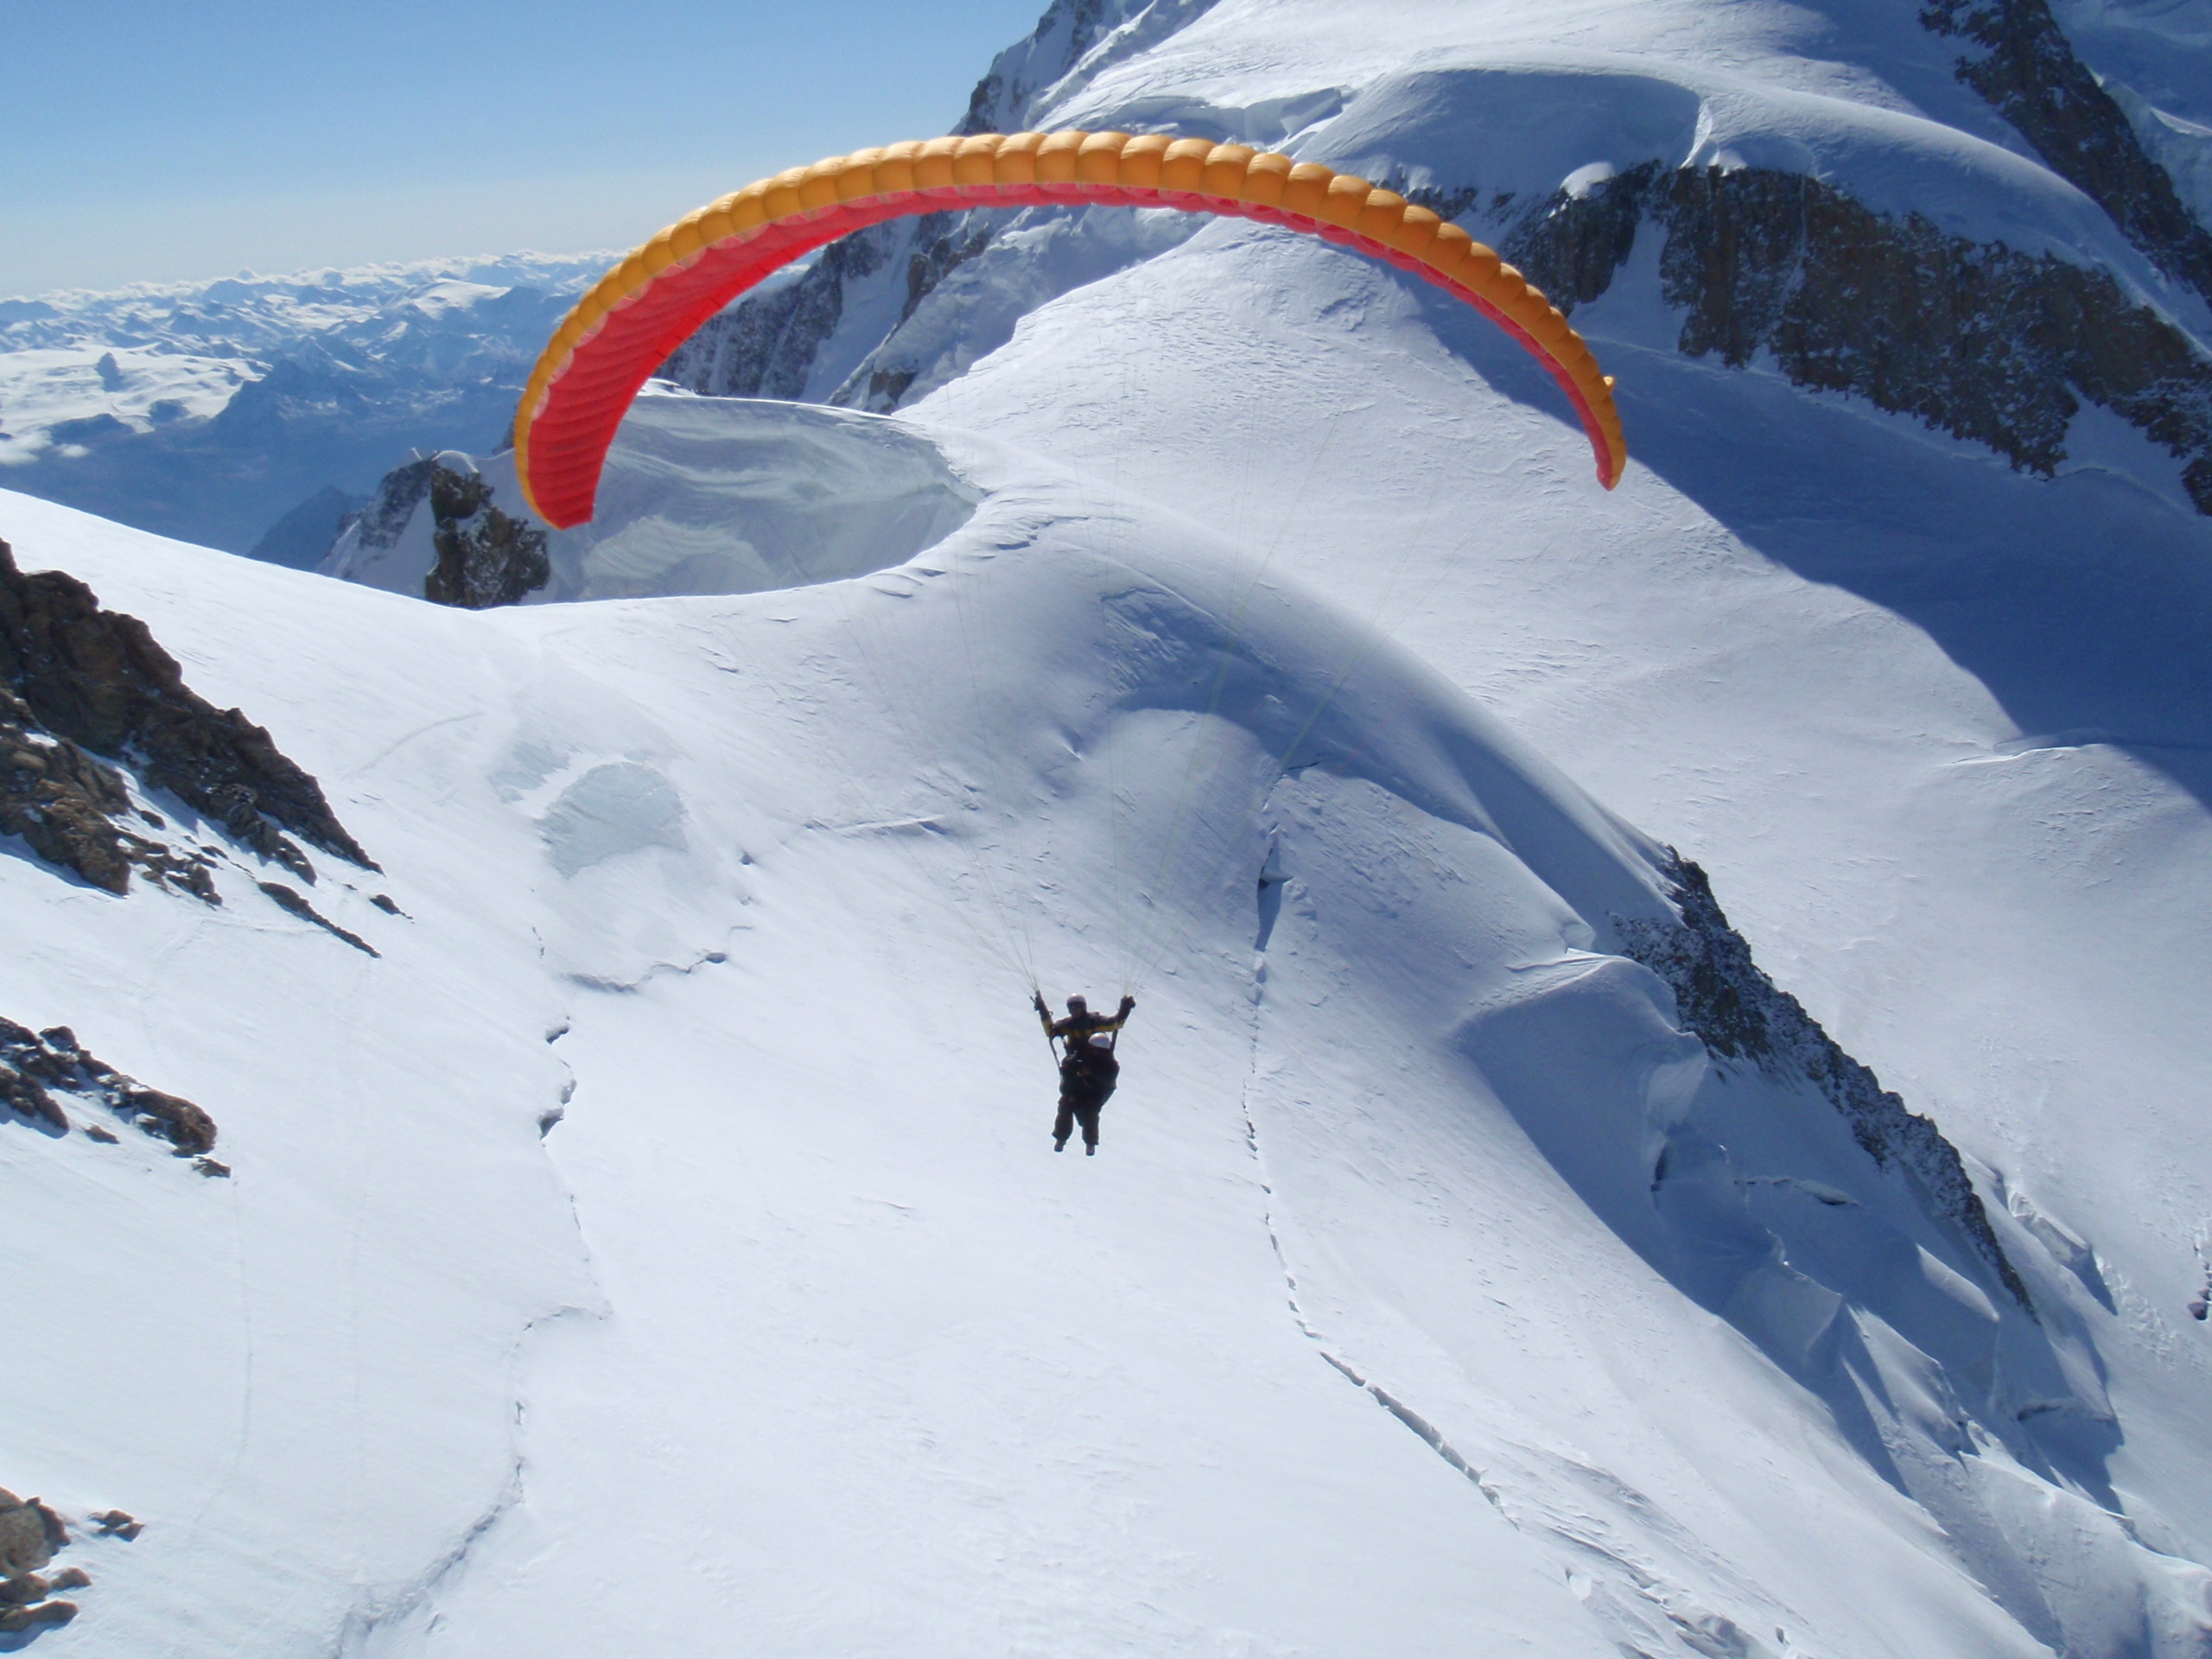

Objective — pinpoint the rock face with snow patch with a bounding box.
[1925,0,2212,302]
[0,1490,75,1634]
[1507,162,2212,511]
[655,0,1207,411]
[0,537,372,888]
[423,465,550,610]
[0,1018,217,1159]
[1616,852,2031,1311]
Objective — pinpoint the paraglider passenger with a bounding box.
[1033,993,1135,1155]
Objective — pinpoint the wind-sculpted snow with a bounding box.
[8,0,2212,1649]
[328,392,981,606]
[10,372,2212,1651]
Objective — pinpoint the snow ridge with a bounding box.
[1615,851,2033,1312]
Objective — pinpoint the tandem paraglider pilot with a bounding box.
[1033,992,1135,1155]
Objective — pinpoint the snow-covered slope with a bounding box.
[0,256,608,562]
[6,0,2212,1651]
[6,369,2211,1655]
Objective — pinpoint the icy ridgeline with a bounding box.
[7,395,2211,1656]
[0,254,608,562]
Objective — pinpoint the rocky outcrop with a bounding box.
[1923,0,2212,304]
[955,0,1223,139]
[257,880,378,958]
[658,209,1002,410]
[1615,853,2033,1313]
[423,464,548,610]
[1504,163,2212,512]
[327,454,550,611]
[0,686,218,899]
[0,1019,219,1160]
[339,453,435,557]
[0,1488,79,1635]
[0,537,376,881]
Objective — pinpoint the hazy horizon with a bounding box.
[3,0,1046,296]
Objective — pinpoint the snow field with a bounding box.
[9,361,2204,1650]
[914,207,2212,1630]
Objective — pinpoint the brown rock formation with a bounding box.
[0,1492,64,1579]
[0,1492,92,1634]
[0,1019,217,1156]
[0,536,375,882]
[0,684,219,899]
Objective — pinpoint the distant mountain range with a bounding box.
[0,255,609,563]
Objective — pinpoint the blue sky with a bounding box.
[2,0,1051,296]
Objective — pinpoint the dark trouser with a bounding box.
[1054,1080,1115,1147]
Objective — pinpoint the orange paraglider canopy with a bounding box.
[514,131,1629,528]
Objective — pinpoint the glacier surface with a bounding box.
[3,0,2211,1652]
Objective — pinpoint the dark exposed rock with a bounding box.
[0,1559,89,1632]
[344,454,436,557]
[257,880,379,957]
[0,537,375,880]
[655,0,1205,414]
[955,0,1116,136]
[0,1019,217,1155]
[0,1061,64,1132]
[423,464,549,611]
[898,213,1000,328]
[1923,0,2212,304]
[1499,173,1649,313]
[0,683,219,899]
[0,1601,76,1634]
[1503,163,2212,513]
[656,208,1002,415]
[120,1084,218,1155]
[1615,851,2034,1313]
[0,1493,64,1578]
[369,893,404,916]
[89,1512,138,1541]
[835,214,1005,412]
